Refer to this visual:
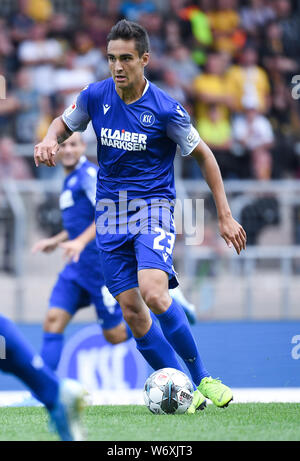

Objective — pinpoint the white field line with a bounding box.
[0,388,299,407]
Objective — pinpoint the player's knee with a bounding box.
[44,309,66,333]
[141,289,170,314]
[103,327,124,345]
[122,307,139,328]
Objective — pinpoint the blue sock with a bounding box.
[135,320,186,374]
[0,315,59,410]
[41,332,64,371]
[156,298,210,386]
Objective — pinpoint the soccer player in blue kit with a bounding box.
[34,20,247,411]
[0,314,85,440]
[33,132,128,370]
[33,132,196,372]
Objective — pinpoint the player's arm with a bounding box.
[34,116,73,167]
[32,229,69,254]
[191,139,246,255]
[166,102,246,255]
[59,222,96,263]
[34,85,91,168]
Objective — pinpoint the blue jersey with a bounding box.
[59,156,103,292]
[62,77,200,250]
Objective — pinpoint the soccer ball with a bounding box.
[143,368,194,414]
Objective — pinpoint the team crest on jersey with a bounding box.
[140,111,155,127]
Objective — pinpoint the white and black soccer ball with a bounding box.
[143,368,194,414]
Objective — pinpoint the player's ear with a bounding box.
[141,52,150,68]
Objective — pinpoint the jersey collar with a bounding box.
[142,78,149,96]
[75,155,87,170]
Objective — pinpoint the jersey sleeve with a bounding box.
[166,103,201,156]
[81,165,97,206]
[62,85,91,132]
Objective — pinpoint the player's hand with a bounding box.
[31,238,58,254]
[218,215,247,255]
[34,138,59,167]
[59,239,85,263]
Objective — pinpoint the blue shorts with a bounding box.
[99,230,179,298]
[49,274,123,330]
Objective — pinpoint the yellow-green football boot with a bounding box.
[198,377,233,408]
[187,389,207,414]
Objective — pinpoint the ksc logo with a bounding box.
[57,324,148,391]
[140,111,155,127]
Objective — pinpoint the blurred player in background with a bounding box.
[34,20,247,412]
[32,132,197,374]
[0,314,85,441]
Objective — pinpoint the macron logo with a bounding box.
[103,104,111,115]
[176,105,184,117]
[162,253,169,262]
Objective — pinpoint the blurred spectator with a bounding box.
[176,0,213,65]
[208,0,246,55]
[196,104,238,179]
[232,99,275,179]
[54,50,95,107]
[72,30,110,80]
[35,95,53,142]
[240,0,275,40]
[164,18,182,51]
[261,20,299,85]
[193,52,234,123]
[0,91,20,137]
[87,14,115,51]
[13,67,40,143]
[165,45,200,88]
[226,45,271,113]
[25,0,53,22]
[269,79,300,177]
[139,12,165,56]
[0,136,32,180]
[9,0,35,46]
[273,0,300,62]
[0,18,15,76]
[0,136,32,273]
[158,69,187,106]
[120,0,157,22]
[47,13,73,43]
[18,22,63,96]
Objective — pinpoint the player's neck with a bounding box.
[63,162,80,175]
[63,166,76,175]
[116,77,147,105]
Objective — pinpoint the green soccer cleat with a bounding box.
[198,377,233,408]
[186,389,207,414]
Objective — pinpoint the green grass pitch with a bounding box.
[0,403,300,441]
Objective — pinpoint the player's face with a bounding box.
[107,39,149,91]
[58,134,86,170]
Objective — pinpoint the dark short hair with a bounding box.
[107,19,150,57]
